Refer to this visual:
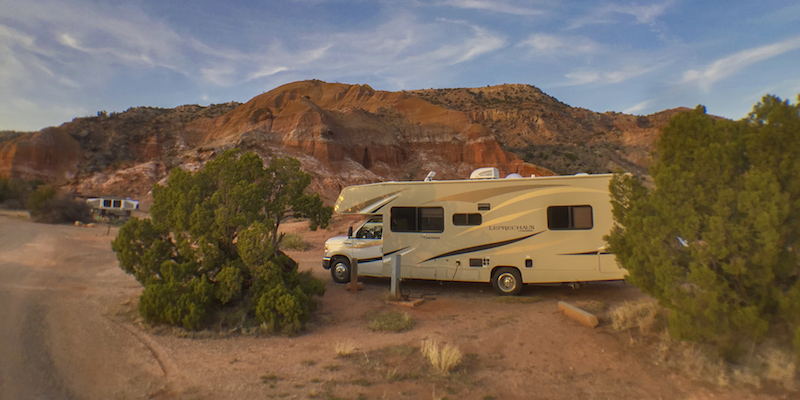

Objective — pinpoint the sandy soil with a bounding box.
[0,214,790,399]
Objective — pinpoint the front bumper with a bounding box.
[322,257,331,269]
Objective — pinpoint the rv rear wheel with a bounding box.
[330,257,351,284]
[492,267,522,296]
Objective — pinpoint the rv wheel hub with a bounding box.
[499,274,516,290]
[334,264,348,279]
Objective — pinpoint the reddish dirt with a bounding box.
[0,214,790,399]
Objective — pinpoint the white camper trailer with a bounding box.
[86,196,139,219]
[322,168,626,295]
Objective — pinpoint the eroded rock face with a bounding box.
[0,80,690,205]
[0,128,83,182]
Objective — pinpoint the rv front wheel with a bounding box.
[492,267,522,296]
[331,257,351,284]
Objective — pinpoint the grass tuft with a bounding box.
[610,300,666,334]
[366,310,416,332]
[421,339,463,376]
[334,341,357,357]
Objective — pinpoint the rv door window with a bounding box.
[390,207,444,233]
[453,213,482,226]
[355,216,383,239]
[547,205,593,230]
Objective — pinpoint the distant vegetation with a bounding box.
[0,177,91,223]
[111,150,332,333]
[607,95,800,363]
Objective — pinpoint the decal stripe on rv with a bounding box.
[421,231,544,263]
[559,251,615,256]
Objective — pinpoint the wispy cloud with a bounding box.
[561,64,657,86]
[439,0,545,16]
[517,34,602,56]
[569,1,672,30]
[2,0,190,88]
[623,99,652,114]
[437,22,506,65]
[681,36,800,92]
[265,14,506,88]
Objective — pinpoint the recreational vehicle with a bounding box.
[85,196,139,219]
[322,168,626,295]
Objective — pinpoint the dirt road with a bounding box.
[0,215,786,399]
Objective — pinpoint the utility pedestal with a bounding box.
[346,256,362,292]
[390,254,401,298]
[387,253,425,307]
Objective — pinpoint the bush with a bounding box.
[112,150,331,333]
[606,96,800,360]
[27,186,91,224]
[0,176,32,209]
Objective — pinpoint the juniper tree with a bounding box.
[606,96,800,358]
[112,149,331,332]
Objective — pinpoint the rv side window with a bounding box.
[547,205,593,230]
[103,199,112,207]
[419,207,444,232]
[390,207,444,233]
[112,200,122,208]
[453,213,482,226]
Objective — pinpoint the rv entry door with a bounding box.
[347,216,384,276]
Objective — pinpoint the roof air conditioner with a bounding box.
[469,167,500,180]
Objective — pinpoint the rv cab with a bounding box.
[323,216,383,283]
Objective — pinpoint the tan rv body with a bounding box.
[324,172,626,293]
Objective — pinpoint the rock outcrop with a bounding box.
[0,80,692,206]
[0,128,83,183]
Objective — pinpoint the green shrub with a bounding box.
[27,186,91,224]
[139,275,213,330]
[0,177,32,209]
[112,150,330,332]
[606,96,800,359]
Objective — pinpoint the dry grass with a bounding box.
[610,300,665,335]
[366,310,416,332]
[491,295,542,304]
[574,300,608,315]
[421,339,463,376]
[334,341,357,357]
[279,233,308,250]
[631,312,799,391]
[759,346,797,390]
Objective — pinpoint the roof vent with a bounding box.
[470,167,500,180]
[505,173,523,179]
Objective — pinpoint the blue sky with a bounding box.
[2,0,799,131]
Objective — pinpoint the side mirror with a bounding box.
[347,226,353,238]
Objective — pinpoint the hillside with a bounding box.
[0,80,690,206]
[406,85,690,175]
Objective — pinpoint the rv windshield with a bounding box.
[355,216,383,239]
